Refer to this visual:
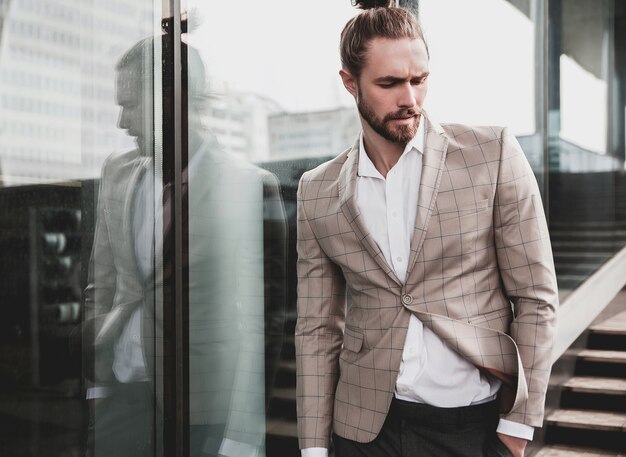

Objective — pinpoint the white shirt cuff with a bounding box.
[301,447,328,457]
[497,419,534,441]
[86,386,111,399]
[218,438,259,457]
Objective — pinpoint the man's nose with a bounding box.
[397,83,417,108]
[117,108,130,130]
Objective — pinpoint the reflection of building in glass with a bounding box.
[268,107,360,160]
[0,0,152,186]
[203,91,281,162]
[549,0,624,173]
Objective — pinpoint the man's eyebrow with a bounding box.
[373,72,430,83]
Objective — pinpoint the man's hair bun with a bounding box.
[352,0,395,10]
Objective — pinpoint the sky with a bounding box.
[186,0,607,146]
[187,0,356,112]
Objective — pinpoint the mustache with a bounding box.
[384,108,421,122]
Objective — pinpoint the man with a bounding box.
[83,32,287,457]
[295,3,558,457]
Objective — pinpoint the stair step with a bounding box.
[577,350,626,364]
[535,444,624,456]
[271,387,296,401]
[550,229,626,237]
[268,387,297,420]
[554,264,604,277]
[563,377,626,395]
[550,221,626,229]
[551,240,624,249]
[555,274,591,282]
[588,333,626,352]
[553,252,615,259]
[279,360,296,372]
[590,311,626,336]
[554,262,608,269]
[274,360,296,388]
[545,409,626,432]
[266,418,297,438]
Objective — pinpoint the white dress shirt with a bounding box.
[301,123,532,457]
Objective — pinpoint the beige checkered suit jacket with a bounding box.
[295,112,559,449]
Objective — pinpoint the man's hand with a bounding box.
[497,433,527,457]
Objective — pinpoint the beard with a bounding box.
[357,89,420,145]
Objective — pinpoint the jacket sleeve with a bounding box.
[494,127,559,427]
[295,174,347,449]
[221,168,288,450]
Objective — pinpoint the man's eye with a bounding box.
[378,83,394,88]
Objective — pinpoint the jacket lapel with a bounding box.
[405,113,449,279]
[339,138,402,286]
[122,154,151,283]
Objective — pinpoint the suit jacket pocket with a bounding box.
[435,198,490,222]
[467,307,512,332]
[341,326,364,362]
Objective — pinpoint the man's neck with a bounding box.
[361,127,405,178]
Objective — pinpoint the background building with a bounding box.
[0,0,151,186]
[268,107,360,160]
[203,91,281,162]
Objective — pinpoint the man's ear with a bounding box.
[339,69,358,99]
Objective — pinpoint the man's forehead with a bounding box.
[367,36,427,52]
[363,37,429,74]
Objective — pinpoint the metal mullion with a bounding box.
[536,0,550,217]
[605,0,615,159]
[170,1,188,456]
[162,0,188,455]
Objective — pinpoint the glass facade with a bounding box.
[547,0,626,294]
[0,1,624,456]
[0,0,160,455]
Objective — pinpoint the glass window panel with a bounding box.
[184,2,357,455]
[418,0,536,136]
[559,53,608,154]
[548,0,626,298]
[0,1,165,456]
[418,0,546,195]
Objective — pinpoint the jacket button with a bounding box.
[402,294,413,305]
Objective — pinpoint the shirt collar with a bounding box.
[358,118,425,179]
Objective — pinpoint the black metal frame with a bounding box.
[161,3,189,456]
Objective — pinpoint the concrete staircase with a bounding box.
[537,311,626,456]
[548,170,626,293]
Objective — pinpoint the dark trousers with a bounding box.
[87,382,155,457]
[333,398,513,457]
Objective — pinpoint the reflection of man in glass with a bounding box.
[84,29,286,457]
